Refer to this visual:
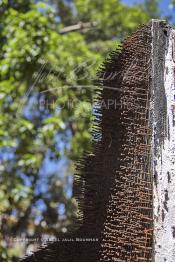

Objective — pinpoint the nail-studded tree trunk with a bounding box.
[20,20,175,262]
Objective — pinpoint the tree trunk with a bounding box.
[20,20,175,262]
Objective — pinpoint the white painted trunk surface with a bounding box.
[153,28,175,262]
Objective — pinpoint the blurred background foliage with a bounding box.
[0,0,173,260]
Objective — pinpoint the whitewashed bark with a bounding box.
[153,22,175,262]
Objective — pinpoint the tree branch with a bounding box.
[59,21,98,34]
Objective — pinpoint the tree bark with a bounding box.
[152,20,175,262]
